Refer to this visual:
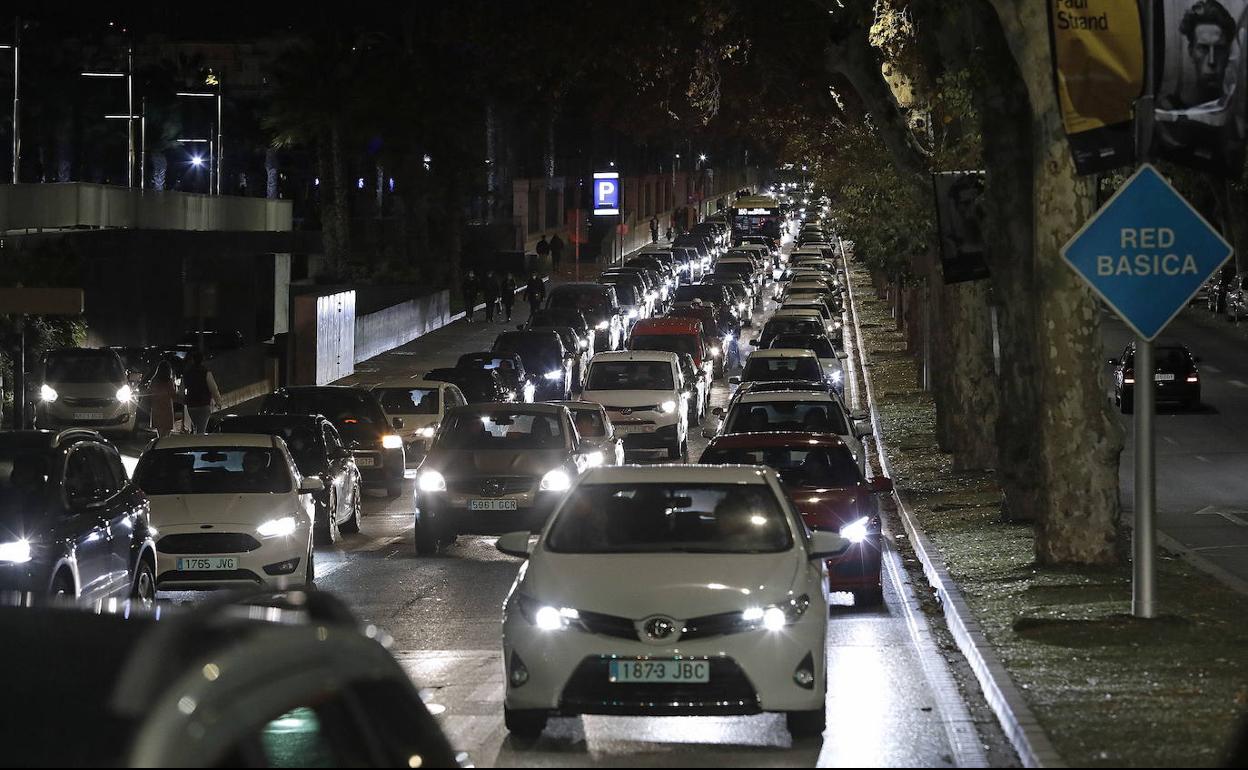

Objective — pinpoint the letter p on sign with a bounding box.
[597,181,616,204]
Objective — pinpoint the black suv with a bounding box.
[0,430,155,602]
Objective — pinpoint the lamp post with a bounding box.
[176,85,222,195]
[177,138,212,194]
[82,55,134,187]
[1,32,18,184]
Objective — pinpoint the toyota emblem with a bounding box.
[644,617,677,641]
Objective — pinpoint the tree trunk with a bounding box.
[316,129,346,278]
[151,154,167,192]
[943,280,1001,471]
[990,0,1124,564]
[265,148,279,200]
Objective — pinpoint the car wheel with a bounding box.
[313,495,339,546]
[504,707,548,738]
[415,512,440,556]
[785,708,826,739]
[338,483,362,535]
[303,549,316,588]
[852,586,884,608]
[131,556,156,608]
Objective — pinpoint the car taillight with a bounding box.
[1124,369,1135,385]
[1187,373,1200,383]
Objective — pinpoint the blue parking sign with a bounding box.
[1061,164,1233,340]
[593,172,620,216]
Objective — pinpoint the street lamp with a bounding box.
[0,39,18,184]
[81,49,134,188]
[177,138,212,192]
[176,89,222,194]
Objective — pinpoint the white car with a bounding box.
[496,464,850,739]
[133,434,321,590]
[580,351,690,460]
[707,388,869,473]
[371,378,467,460]
[551,401,626,467]
[763,334,847,395]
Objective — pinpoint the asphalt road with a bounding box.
[1104,304,1248,586]
[136,244,1014,767]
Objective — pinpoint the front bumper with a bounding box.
[826,536,882,591]
[37,400,135,432]
[503,602,826,714]
[417,489,565,535]
[154,524,311,590]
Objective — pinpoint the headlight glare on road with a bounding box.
[540,469,572,491]
[381,434,404,449]
[115,385,135,404]
[0,539,32,564]
[257,517,297,538]
[39,384,58,403]
[418,470,447,492]
[659,400,677,414]
[839,516,870,544]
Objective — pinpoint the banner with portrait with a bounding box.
[933,172,991,285]
[1153,0,1248,174]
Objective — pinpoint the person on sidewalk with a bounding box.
[500,273,518,322]
[183,352,221,435]
[462,269,479,323]
[649,216,659,243]
[481,270,501,323]
[535,235,551,271]
[148,360,177,438]
[550,233,564,271]
[665,223,673,242]
[524,272,546,317]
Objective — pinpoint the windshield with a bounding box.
[700,446,860,487]
[44,352,125,384]
[375,387,440,415]
[744,356,822,382]
[0,450,52,511]
[570,409,607,437]
[265,391,386,426]
[547,483,793,554]
[674,285,724,305]
[715,263,753,277]
[437,411,565,450]
[133,448,292,495]
[531,309,584,330]
[586,361,675,391]
[549,288,611,319]
[771,335,835,358]
[629,334,699,359]
[725,400,849,435]
[603,282,640,304]
[494,335,561,373]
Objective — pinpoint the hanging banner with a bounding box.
[933,172,991,285]
[1049,0,1146,174]
[1152,0,1248,175]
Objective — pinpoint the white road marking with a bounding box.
[1230,379,1248,389]
[1162,436,1178,446]
[1193,506,1248,526]
[1191,544,1248,552]
[1195,455,1212,463]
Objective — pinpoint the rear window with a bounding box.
[374,387,440,415]
[701,445,860,488]
[586,361,675,391]
[628,334,700,359]
[604,282,640,304]
[744,356,822,383]
[725,400,849,435]
[771,335,835,358]
[549,288,612,316]
[570,409,607,437]
[265,391,386,426]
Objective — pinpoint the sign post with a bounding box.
[593,171,620,267]
[1061,163,1233,618]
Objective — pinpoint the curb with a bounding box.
[842,263,1065,769]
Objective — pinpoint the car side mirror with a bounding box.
[496,531,535,559]
[869,477,894,495]
[299,477,325,493]
[392,417,405,430]
[836,352,849,360]
[808,530,851,560]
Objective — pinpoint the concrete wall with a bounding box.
[354,290,451,364]
[0,183,292,233]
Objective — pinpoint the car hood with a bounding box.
[423,449,569,477]
[582,390,675,409]
[785,486,865,529]
[43,382,124,398]
[524,551,804,618]
[148,493,296,527]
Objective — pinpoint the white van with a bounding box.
[579,351,690,460]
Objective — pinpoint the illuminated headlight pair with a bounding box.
[0,539,32,564]
[257,517,298,538]
[741,594,811,631]
[381,434,404,449]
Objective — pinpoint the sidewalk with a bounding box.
[845,260,1248,767]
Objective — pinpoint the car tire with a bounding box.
[338,484,362,535]
[785,708,826,739]
[852,586,884,608]
[131,556,156,607]
[313,495,339,546]
[415,513,439,556]
[504,707,548,738]
[303,549,316,588]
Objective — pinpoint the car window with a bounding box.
[374,387,440,415]
[701,445,861,487]
[266,391,386,426]
[547,483,793,554]
[572,409,607,437]
[628,334,699,359]
[0,449,53,511]
[725,400,849,435]
[771,335,835,358]
[45,352,126,384]
[586,361,675,391]
[437,412,565,450]
[744,356,822,382]
[1156,347,1192,369]
[134,448,293,495]
[63,445,119,506]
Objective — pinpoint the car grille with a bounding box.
[577,610,641,641]
[157,533,262,554]
[62,397,114,408]
[679,611,753,641]
[449,476,535,497]
[560,656,759,716]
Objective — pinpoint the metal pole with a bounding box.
[126,48,134,188]
[140,97,146,190]
[1133,336,1157,618]
[215,89,222,194]
[13,320,25,429]
[208,134,215,196]
[11,22,19,184]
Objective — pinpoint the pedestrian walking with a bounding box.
[549,233,564,270]
[183,352,221,435]
[665,223,673,242]
[148,360,177,437]
[524,272,546,317]
[482,270,501,323]
[500,273,518,322]
[536,234,551,270]
[649,216,659,243]
[462,269,479,323]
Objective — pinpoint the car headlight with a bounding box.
[418,425,437,438]
[39,384,58,403]
[515,594,581,631]
[544,370,564,381]
[115,385,134,404]
[834,321,843,330]
[579,338,589,349]
[839,516,870,544]
[741,594,811,631]
[710,346,721,357]
[584,450,605,467]
[0,539,32,564]
[659,400,677,414]
[257,517,297,538]
[830,370,844,384]
[627,309,639,319]
[418,470,447,492]
[381,434,404,449]
[539,468,572,491]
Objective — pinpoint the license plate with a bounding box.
[609,659,710,684]
[470,499,518,511]
[1155,374,1176,382]
[354,455,376,467]
[75,412,105,420]
[177,557,237,571]
[614,423,655,433]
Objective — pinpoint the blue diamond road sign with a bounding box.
[1061,163,1233,341]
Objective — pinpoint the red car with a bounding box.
[700,432,893,606]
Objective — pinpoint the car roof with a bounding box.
[749,348,818,359]
[153,433,279,449]
[0,429,106,451]
[445,402,567,416]
[736,390,836,404]
[630,318,702,334]
[580,464,774,485]
[371,378,451,389]
[217,414,323,429]
[708,432,852,450]
[590,350,680,364]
